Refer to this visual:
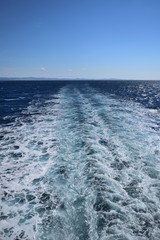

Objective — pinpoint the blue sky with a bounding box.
[0,0,160,79]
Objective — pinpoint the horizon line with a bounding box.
[0,77,160,81]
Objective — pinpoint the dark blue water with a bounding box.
[0,80,160,125]
[0,81,66,125]
[0,80,160,240]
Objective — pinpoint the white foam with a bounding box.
[0,84,160,239]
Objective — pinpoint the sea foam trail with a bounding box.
[0,84,160,240]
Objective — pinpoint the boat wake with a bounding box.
[0,83,160,239]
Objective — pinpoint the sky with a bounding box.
[0,0,160,80]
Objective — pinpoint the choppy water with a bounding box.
[0,80,160,240]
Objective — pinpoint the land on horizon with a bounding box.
[0,77,160,81]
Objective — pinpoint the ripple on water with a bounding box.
[0,84,160,239]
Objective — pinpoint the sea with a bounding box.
[0,80,160,240]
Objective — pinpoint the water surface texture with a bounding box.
[0,80,160,240]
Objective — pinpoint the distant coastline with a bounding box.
[0,77,159,81]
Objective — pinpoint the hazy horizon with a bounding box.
[1,77,160,81]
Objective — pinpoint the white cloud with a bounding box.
[40,67,46,71]
[67,69,73,72]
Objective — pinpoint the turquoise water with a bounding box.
[0,81,160,239]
